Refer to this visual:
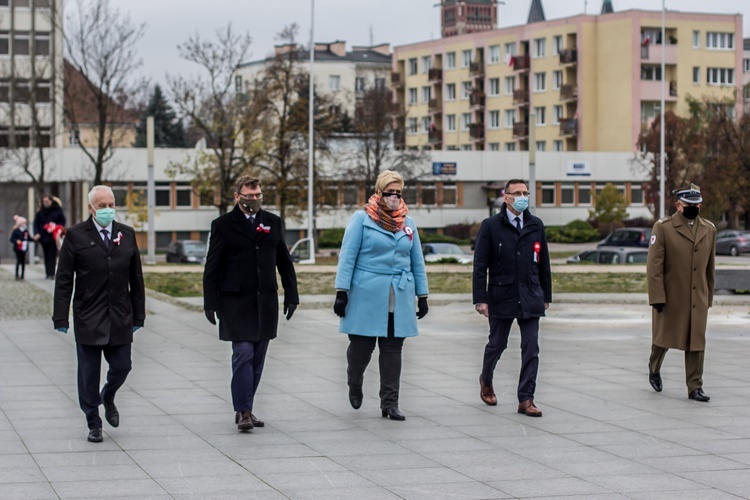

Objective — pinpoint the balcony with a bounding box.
[393,128,405,147]
[640,80,678,101]
[469,123,485,140]
[470,91,485,108]
[428,128,442,144]
[640,44,678,64]
[391,72,402,87]
[559,117,578,137]
[559,49,577,65]
[560,84,578,101]
[428,68,442,82]
[512,55,530,72]
[470,61,484,76]
[513,121,528,137]
[513,89,529,104]
[428,98,441,114]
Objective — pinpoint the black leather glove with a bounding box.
[284,303,297,320]
[417,297,429,319]
[333,291,348,318]
[205,309,219,325]
[653,303,665,313]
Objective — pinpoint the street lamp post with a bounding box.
[306,0,316,263]
[659,0,666,218]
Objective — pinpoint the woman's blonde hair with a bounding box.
[375,170,404,194]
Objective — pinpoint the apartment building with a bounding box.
[393,0,743,153]
[744,38,750,112]
[0,0,64,148]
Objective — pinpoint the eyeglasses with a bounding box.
[238,193,263,199]
[382,191,402,199]
[506,191,530,197]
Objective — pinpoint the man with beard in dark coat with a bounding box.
[53,185,145,443]
[203,176,299,431]
[472,179,552,417]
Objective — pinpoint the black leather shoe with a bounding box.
[87,428,103,443]
[381,408,405,421]
[349,386,363,410]
[689,388,710,402]
[102,398,119,427]
[649,372,663,392]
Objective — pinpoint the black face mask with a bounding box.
[682,205,700,220]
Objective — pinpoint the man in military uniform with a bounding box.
[647,183,716,402]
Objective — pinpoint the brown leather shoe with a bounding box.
[518,399,542,417]
[237,411,254,430]
[250,414,265,427]
[479,375,497,406]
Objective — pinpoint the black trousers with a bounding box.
[347,313,405,409]
[481,317,540,402]
[41,241,58,278]
[14,251,26,279]
[76,343,132,429]
[649,344,705,394]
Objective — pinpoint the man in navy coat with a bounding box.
[472,179,552,417]
[53,185,145,442]
[203,176,299,431]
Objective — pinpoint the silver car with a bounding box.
[567,247,648,265]
[716,230,750,256]
[422,243,473,264]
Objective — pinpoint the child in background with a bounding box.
[10,215,30,280]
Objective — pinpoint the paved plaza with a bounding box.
[1,264,750,499]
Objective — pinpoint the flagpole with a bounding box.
[659,0,665,219]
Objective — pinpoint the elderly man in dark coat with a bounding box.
[53,185,145,443]
[473,179,552,417]
[647,183,716,402]
[203,176,299,431]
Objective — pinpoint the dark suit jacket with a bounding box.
[472,205,552,319]
[53,218,145,345]
[203,205,299,342]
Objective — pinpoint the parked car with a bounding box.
[567,247,649,265]
[716,230,750,256]
[166,240,207,264]
[422,242,473,264]
[598,227,652,248]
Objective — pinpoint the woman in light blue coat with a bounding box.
[334,170,429,421]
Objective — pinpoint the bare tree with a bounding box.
[62,0,145,185]
[167,24,261,215]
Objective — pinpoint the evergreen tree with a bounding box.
[135,85,187,147]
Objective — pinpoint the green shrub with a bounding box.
[546,220,601,243]
[418,231,470,245]
[318,228,345,248]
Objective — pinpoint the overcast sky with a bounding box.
[107,0,749,87]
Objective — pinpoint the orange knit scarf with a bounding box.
[365,193,408,232]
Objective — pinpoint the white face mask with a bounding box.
[383,196,400,210]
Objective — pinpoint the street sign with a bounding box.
[432,162,457,175]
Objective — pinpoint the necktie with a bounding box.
[101,229,110,248]
[514,217,521,231]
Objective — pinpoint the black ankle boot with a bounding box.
[381,407,405,421]
[349,386,363,409]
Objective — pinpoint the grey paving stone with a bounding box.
[486,476,611,497]
[583,473,708,493]
[388,481,512,499]
[39,464,150,482]
[51,478,169,499]
[281,486,400,500]
[0,481,58,500]
[676,469,750,497]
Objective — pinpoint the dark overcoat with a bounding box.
[203,206,299,342]
[472,205,552,319]
[34,203,66,244]
[53,218,145,345]
[647,213,716,351]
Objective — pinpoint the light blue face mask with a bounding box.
[512,196,529,212]
[94,207,116,227]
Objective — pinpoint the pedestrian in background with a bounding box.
[647,183,716,402]
[203,176,299,432]
[334,170,429,421]
[53,185,145,443]
[472,179,552,417]
[10,215,30,280]
[34,194,66,279]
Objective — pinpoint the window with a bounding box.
[446,52,456,69]
[446,114,456,132]
[553,70,562,90]
[541,182,554,203]
[67,129,79,146]
[693,67,700,84]
[706,32,734,50]
[533,72,546,92]
[535,106,546,126]
[631,184,644,204]
[155,182,171,207]
[33,32,50,56]
[462,49,472,67]
[446,83,456,100]
[234,75,242,93]
[34,0,51,7]
[408,58,418,75]
[421,86,431,103]
[536,141,546,152]
[641,65,662,81]
[0,31,8,55]
[505,142,516,151]
[422,184,437,206]
[407,118,418,134]
[408,87,417,105]
[488,142,500,151]
[707,68,734,86]
[35,80,51,103]
[15,0,30,6]
[175,184,193,207]
[692,30,700,48]
[13,31,30,55]
[421,56,431,73]
[461,81,471,100]
[745,58,750,74]
[504,76,515,95]
[533,38,546,58]
[403,183,418,205]
[461,144,473,151]
[561,182,574,204]
[442,183,457,205]
[504,42,516,58]
[0,0,8,6]
[552,35,562,56]
[355,77,366,93]
[553,140,563,152]
[14,79,30,101]
[504,109,515,128]
[343,184,358,206]
[553,105,563,125]
[328,75,340,91]
[489,110,500,129]
[461,112,471,130]
[446,145,459,150]
[421,116,430,133]
[488,78,499,96]
[375,77,386,89]
[489,44,500,63]
[0,79,7,101]
[641,29,662,45]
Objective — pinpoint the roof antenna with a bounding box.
[369,24,374,46]
[584,0,588,14]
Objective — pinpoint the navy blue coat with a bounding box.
[472,205,552,319]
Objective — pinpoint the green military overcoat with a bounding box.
[647,213,716,351]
